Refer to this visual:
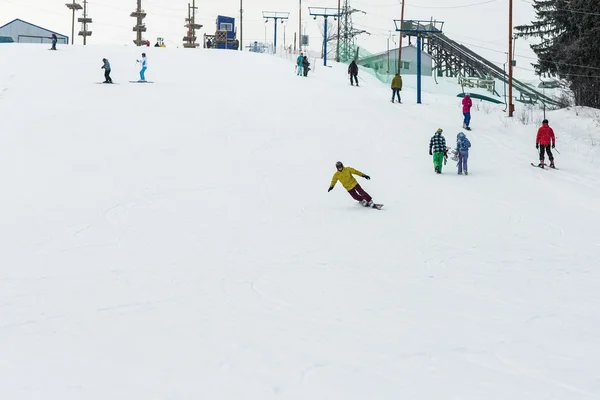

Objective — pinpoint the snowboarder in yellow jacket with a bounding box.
[391,73,402,103]
[328,161,374,207]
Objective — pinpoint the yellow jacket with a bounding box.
[330,167,365,190]
[391,75,403,89]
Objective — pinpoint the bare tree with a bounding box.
[318,20,338,60]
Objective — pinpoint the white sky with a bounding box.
[1,0,540,78]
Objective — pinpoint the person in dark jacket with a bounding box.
[348,60,359,86]
[51,34,57,50]
[302,56,310,77]
[101,58,113,83]
[536,119,556,168]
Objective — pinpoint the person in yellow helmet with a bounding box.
[328,161,376,207]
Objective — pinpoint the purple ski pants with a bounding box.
[348,184,372,202]
[458,150,469,174]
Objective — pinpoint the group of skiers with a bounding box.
[99,53,148,84]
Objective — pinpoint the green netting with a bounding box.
[354,46,397,85]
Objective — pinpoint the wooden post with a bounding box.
[508,0,514,117]
[397,0,405,74]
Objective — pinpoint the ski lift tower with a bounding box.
[262,11,289,55]
[393,19,444,104]
[308,7,341,66]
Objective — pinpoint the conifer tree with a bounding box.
[516,0,600,107]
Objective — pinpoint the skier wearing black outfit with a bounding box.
[302,56,310,77]
[348,60,359,86]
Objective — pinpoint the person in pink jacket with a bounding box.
[462,94,473,130]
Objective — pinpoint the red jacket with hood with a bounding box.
[536,123,555,146]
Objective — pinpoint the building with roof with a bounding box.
[0,19,68,45]
[358,45,433,76]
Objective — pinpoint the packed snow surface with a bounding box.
[1,44,600,399]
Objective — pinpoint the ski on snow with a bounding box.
[531,163,559,170]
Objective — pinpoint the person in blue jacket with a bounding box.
[101,58,113,83]
[456,131,471,175]
[136,53,148,82]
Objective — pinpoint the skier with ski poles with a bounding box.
[535,119,556,168]
[429,128,447,174]
[348,60,359,86]
[136,53,148,82]
[328,161,380,208]
[101,58,113,83]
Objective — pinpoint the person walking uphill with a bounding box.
[296,53,305,76]
[136,53,148,82]
[462,93,472,130]
[536,119,556,168]
[328,161,379,208]
[348,60,359,86]
[101,58,113,83]
[391,73,402,103]
[456,131,471,175]
[429,128,447,174]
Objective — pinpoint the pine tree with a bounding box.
[516,0,600,107]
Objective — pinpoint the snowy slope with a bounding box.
[1,44,600,400]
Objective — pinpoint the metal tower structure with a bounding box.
[65,0,82,45]
[262,11,289,55]
[131,0,147,46]
[308,7,341,66]
[183,0,203,48]
[338,0,367,63]
[77,0,92,45]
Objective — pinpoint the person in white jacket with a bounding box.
[136,53,148,82]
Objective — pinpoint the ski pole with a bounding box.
[554,148,561,155]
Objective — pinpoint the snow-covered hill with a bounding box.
[1,44,599,399]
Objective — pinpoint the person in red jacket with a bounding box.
[462,94,472,130]
[536,119,556,168]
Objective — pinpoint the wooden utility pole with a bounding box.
[77,0,92,45]
[65,0,82,45]
[336,0,341,62]
[131,0,147,46]
[240,0,243,51]
[299,0,302,52]
[508,0,514,117]
[397,0,405,74]
[183,0,202,48]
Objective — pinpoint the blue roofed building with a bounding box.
[0,18,69,44]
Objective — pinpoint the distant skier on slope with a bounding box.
[456,131,471,175]
[296,53,305,76]
[136,53,148,82]
[50,34,57,50]
[101,58,113,83]
[328,161,375,207]
[348,60,359,86]
[429,128,447,174]
[391,73,402,103]
[536,119,556,168]
[462,93,472,130]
